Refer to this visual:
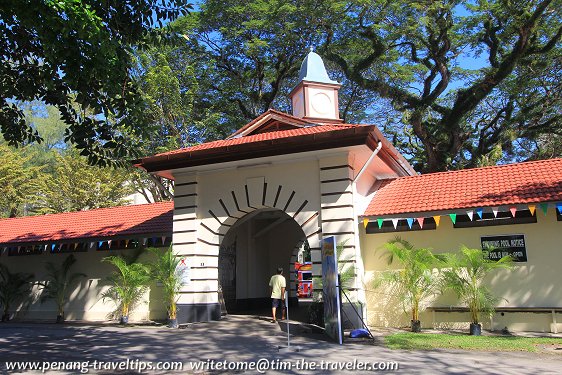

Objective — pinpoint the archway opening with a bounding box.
[218,208,311,322]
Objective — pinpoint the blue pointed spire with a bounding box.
[298,50,339,85]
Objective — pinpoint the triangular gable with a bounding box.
[226,109,311,139]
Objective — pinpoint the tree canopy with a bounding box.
[134,1,378,140]
[141,0,561,172]
[34,150,135,215]
[0,0,192,166]
[323,0,562,171]
[0,144,43,218]
[2,0,560,174]
[0,105,137,218]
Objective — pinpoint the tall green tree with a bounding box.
[131,36,220,201]
[134,0,376,145]
[0,0,192,166]
[1,105,150,216]
[145,1,561,172]
[323,0,562,171]
[0,144,44,218]
[33,151,135,215]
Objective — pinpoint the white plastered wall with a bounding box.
[360,209,562,332]
[172,157,325,306]
[0,247,169,322]
[171,150,367,308]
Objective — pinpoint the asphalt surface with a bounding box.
[0,315,561,374]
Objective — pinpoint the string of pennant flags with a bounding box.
[1,236,170,255]
[363,202,562,230]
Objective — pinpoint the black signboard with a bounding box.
[481,234,527,262]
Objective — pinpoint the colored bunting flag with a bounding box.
[363,218,369,228]
[406,218,414,229]
[125,239,130,248]
[377,218,384,229]
[449,213,457,224]
[142,238,148,246]
[51,244,56,251]
[466,210,474,221]
[108,240,112,248]
[528,204,536,216]
[162,236,167,245]
[416,217,424,229]
[540,203,548,215]
[433,216,441,227]
[74,243,78,250]
[476,208,483,219]
[391,219,399,229]
[492,207,499,218]
[556,203,562,214]
[509,207,517,217]
[98,241,104,248]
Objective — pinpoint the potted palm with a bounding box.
[375,237,443,332]
[147,246,186,328]
[39,254,86,323]
[441,246,513,335]
[0,264,34,322]
[101,255,150,325]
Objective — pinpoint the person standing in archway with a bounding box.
[269,267,286,323]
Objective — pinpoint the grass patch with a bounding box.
[385,332,562,352]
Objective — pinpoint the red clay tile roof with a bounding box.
[363,158,562,217]
[0,202,173,245]
[151,123,363,158]
[135,109,417,177]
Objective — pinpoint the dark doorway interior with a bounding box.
[218,209,312,322]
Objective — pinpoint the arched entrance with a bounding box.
[218,208,309,320]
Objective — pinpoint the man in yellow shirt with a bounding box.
[269,267,286,322]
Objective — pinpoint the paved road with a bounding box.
[0,315,560,374]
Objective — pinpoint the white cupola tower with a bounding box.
[288,49,342,122]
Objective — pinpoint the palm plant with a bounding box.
[39,254,86,323]
[375,237,443,332]
[0,263,34,322]
[441,246,513,335]
[147,246,186,328]
[101,255,151,325]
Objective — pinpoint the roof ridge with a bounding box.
[149,124,367,158]
[394,157,562,180]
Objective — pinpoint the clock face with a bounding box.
[311,92,332,115]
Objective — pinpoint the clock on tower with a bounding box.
[288,50,342,123]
